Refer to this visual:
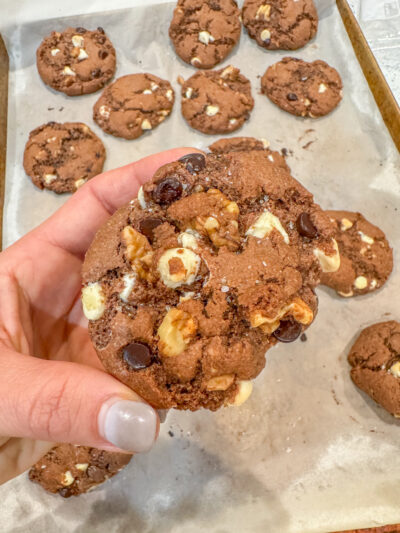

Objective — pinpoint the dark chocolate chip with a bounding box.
[296,213,318,238]
[75,27,87,34]
[87,466,105,483]
[92,68,102,78]
[152,177,183,205]
[138,217,164,242]
[123,342,153,370]
[273,320,302,343]
[300,333,307,342]
[95,152,101,158]
[179,153,206,174]
[287,93,298,101]
[58,487,73,498]
[97,27,105,34]
[263,38,271,46]
[98,49,108,59]
[281,148,288,157]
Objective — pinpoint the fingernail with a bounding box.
[99,400,157,453]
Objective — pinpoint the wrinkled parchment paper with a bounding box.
[1,1,400,531]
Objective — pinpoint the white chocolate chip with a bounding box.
[304,98,311,107]
[72,35,84,47]
[198,31,215,45]
[158,109,170,117]
[185,87,193,99]
[221,65,235,79]
[43,173,57,185]
[165,89,173,101]
[338,290,354,298]
[62,471,75,486]
[390,361,400,378]
[313,239,340,273]
[63,66,76,76]
[230,380,253,406]
[157,308,197,357]
[358,231,374,245]
[74,178,87,189]
[370,279,378,289]
[191,57,202,66]
[81,282,106,321]
[229,118,237,125]
[143,89,152,94]
[178,230,199,250]
[119,273,136,302]
[256,4,271,20]
[268,155,274,162]
[141,119,152,130]
[246,210,289,244]
[51,48,60,56]
[151,82,159,91]
[137,186,147,209]
[318,83,327,93]
[99,105,110,118]
[261,138,270,149]
[77,48,88,60]
[158,248,201,289]
[354,276,368,290]
[340,218,353,231]
[75,463,89,472]
[206,105,219,116]
[260,29,271,41]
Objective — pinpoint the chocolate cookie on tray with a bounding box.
[29,443,132,497]
[36,27,116,96]
[169,0,241,69]
[242,0,318,50]
[261,57,343,118]
[82,151,340,411]
[348,321,400,417]
[93,74,175,140]
[321,211,393,297]
[208,136,289,171]
[23,121,105,193]
[181,66,254,134]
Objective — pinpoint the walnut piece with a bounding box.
[250,297,314,334]
[157,308,197,357]
[122,226,154,281]
[206,374,235,391]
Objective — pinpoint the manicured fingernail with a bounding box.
[99,400,157,453]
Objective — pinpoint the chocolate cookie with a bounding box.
[82,151,340,411]
[208,136,289,171]
[348,321,400,417]
[169,0,241,69]
[321,211,393,297]
[36,27,116,96]
[242,0,318,50]
[181,66,254,134]
[261,58,343,118]
[23,122,106,193]
[29,444,132,497]
[93,74,175,140]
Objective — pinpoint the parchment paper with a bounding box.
[1,1,400,532]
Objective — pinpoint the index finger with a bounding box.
[36,148,199,257]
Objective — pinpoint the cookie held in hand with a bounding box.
[82,151,339,410]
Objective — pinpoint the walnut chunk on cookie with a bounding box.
[82,151,338,411]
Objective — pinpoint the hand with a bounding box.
[0,148,192,484]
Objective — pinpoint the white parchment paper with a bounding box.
[1,1,400,532]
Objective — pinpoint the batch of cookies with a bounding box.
[27,0,396,501]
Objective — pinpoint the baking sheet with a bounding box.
[1,1,400,531]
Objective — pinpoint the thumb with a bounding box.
[0,350,159,453]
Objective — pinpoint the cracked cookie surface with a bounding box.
[181,66,254,134]
[208,136,289,171]
[169,0,241,69]
[261,57,343,117]
[82,151,339,411]
[36,27,116,96]
[321,211,393,297]
[242,0,318,50]
[23,121,105,193]
[348,321,400,417]
[93,73,175,140]
[29,444,132,497]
